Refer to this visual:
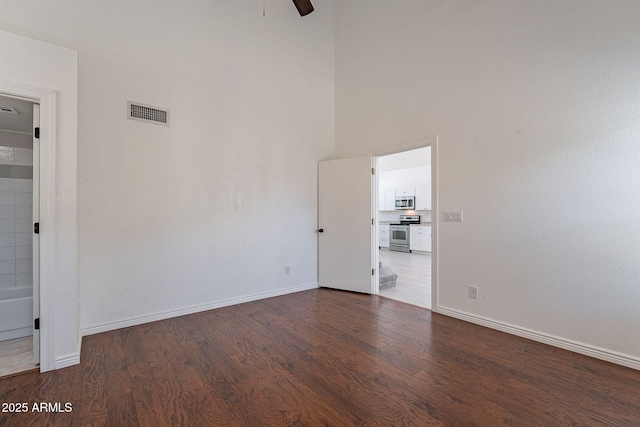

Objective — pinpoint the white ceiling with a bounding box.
[0,94,34,133]
[378,146,430,172]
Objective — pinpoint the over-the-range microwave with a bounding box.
[395,196,415,210]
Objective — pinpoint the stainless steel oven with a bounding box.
[389,215,420,252]
[389,224,410,252]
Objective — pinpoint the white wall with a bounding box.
[0,1,335,334]
[0,29,78,366]
[336,1,640,365]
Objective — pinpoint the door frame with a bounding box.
[32,103,40,365]
[0,80,57,372]
[372,136,438,311]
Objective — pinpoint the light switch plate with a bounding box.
[469,286,478,299]
[443,211,463,222]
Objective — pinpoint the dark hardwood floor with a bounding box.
[1,288,640,426]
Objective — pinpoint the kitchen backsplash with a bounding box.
[379,210,431,223]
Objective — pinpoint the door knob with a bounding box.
[318,229,324,233]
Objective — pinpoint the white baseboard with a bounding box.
[0,327,32,342]
[435,306,640,371]
[54,352,80,370]
[82,282,319,337]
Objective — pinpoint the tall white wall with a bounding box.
[336,1,640,364]
[0,1,335,333]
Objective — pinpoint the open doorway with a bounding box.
[0,94,39,377]
[376,146,432,309]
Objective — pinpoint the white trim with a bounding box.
[39,91,57,372]
[0,327,32,342]
[435,306,640,371]
[370,155,376,294]
[373,159,379,294]
[82,282,319,336]
[54,352,80,370]
[430,137,438,312]
[0,80,57,372]
[0,129,32,136]
[32,103,40,365]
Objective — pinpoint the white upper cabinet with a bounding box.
[415,185,431,210]
[379,187,397,211]
[378,165,431,211]
[395,187,415,197]
[384,188,395,211]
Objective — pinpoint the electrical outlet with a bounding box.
[444,211,463,222]
[469,286,478,299]
[285,266,291,275]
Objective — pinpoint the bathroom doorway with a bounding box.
[0,94,39,377]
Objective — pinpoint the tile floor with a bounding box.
[378,249,431,309]
[0,336,38,378]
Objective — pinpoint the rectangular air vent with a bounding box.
[127,101,169,126]
[0,106,18,115]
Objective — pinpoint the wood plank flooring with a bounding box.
[379,249,431,309]
[1,289,640,426]
[0,337,37,378]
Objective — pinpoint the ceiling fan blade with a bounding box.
[292,0,314,16]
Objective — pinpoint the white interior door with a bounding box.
[318,156,376,293]
[32,103,40,365]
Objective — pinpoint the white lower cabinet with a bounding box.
[379,224,390,248]
[409,225,431,252]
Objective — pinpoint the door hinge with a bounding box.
[371,167,375,175]
[34,318,40,330]
[34,127,40,139]
[34,223,39,234]
[372,268,376,276]
[372,218,375,225]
